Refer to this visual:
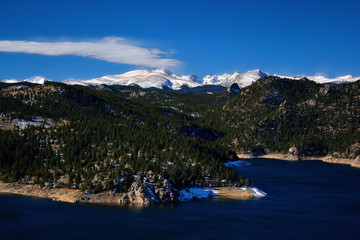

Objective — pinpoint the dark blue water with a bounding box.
[1,159,359,240]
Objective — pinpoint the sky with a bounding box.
[0,0,359,81]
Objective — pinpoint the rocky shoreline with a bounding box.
[0,181,263,205]
[0,182,83,203]
[213,187,266,199]
[237,152,360,168]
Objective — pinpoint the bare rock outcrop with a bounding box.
[284,145,301,161]
[351,156,360,168]
[118,172,178,205]
[318,85,330,96]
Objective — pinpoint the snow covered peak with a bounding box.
[275,73,360,85]
[340,75,354,79]
[242,69,268,79]
[189,74,202,84]
[206,69,269,88]
[23,76,51,84]
[65,68,202,90]
[153,68,173,76]
[230,71,241,78]
[0,79,20,84]
[0,76,51,84]
[202,69,270,88]
[203,75,220,85]
[3,69,358,91]
[307,75,360,85]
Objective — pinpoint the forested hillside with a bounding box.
[218,77,360,157]
[0,77,359,196]
[0,82,245,194]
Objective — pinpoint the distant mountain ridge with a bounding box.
[63,68,270,90]
[65,68,202,90]
[203,69,269,87]
[2,69,359,91]
[0,76,50,84]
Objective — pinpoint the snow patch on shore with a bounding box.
[241,187,267,197]
[178,186,266,201]
[178,188,215,201]
[224,160,251,167]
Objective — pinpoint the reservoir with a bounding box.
[1,158,359,240]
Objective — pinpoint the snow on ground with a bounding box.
[178,188,215,201]
[16,120,40,130]
[16,85,29,89]
[241,187,267,197]
[15,117,53,130]
[178,186,267,201]
[224,160,251,167]
[223,160,266,198]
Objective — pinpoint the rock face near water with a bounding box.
[119,171,178,205]
[321,155,360,168]
[351,156,360,168]
[282,146,360,167]
[284,145,300,161]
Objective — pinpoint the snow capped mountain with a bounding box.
[2,69,359,91]
[0,76,51,84]
[274,73,360,85]
[23,76,50,84]
[204,69,269,88]
[0,79,20,84]
[307,75,360,85]
[64,68,201,90]
[203,74,220,85]
[65,68,269,90]
[64,68,360,90]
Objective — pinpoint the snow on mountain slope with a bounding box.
[0,79,20,83]
[23,76,50,84]
[64,68,202,90]
[0,76,51,84]
[64,69,360,90]
[203,69,269,87]
[2,69,359,90]
[274,74,360,85]
[307,75,360,85]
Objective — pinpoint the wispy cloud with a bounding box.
[0,37,181,68]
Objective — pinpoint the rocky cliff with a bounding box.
[118,171,178,205]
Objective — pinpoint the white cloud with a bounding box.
[0,37,181,68]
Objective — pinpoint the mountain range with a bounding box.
[1,69,360,90]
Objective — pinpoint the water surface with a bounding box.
[1,158,359,240]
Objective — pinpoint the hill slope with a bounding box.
[0,82,247,201]
[218,76,360,158]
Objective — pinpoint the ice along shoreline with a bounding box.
[0,158,268,205]
[0,181,265,206]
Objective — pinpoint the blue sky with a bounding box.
[0,0,359,81]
